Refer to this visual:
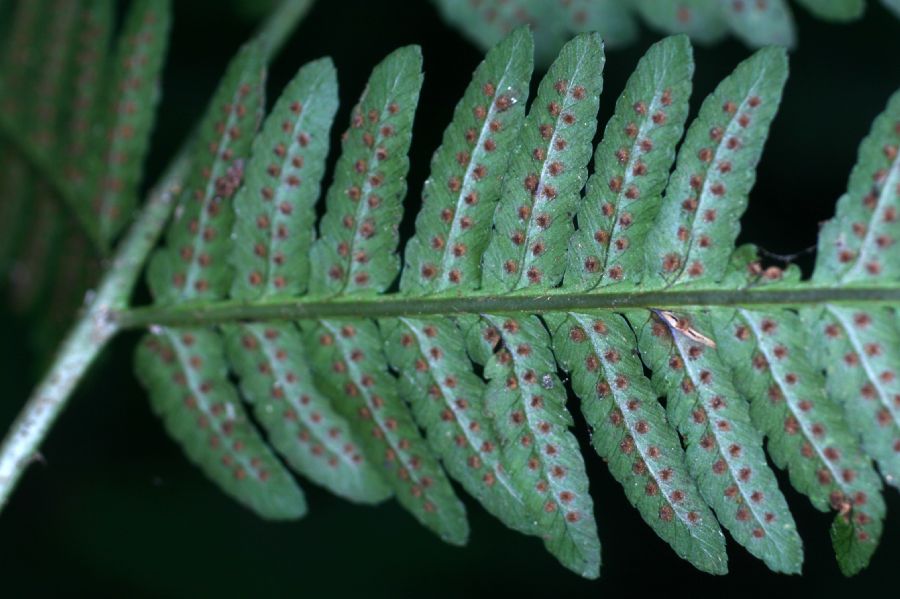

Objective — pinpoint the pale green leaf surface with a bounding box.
[814,91,900,284]
[136,328,306,520]
[401,27,533,294]
[712,306,885,575]
[304,318,469,544]
[482,32,605,292]
[231,58,338,300]
[808,306,900,489]
[148,42,265,303]
[382,316,531,533]
[549,311,727,574]
[304,47,467,543]
[309,46,423,296]
[224,322,391,503]
[389,30,536,536]
[643,47,788,287]
[811,91,900,488]
[467,313,600,579]
[631,309,803,573]
[566,35,693,289]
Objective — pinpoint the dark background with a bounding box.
[2,0,900,596]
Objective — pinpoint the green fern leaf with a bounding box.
[136,44,286,520]
[814,91,900,284]
[386,29,536,534]
[382,316,530,530]
[92,0,171,246]
[63,0,114,197]
[565,34,694,290]
[643,46,788,287]
[136,328,306,519]
[550,311,728,574]
[308,47,422,296]
[794,0,866,20]
[306,318,469,543]
[549,36,727,575]
[482,33,605,292]
[226,57,390,503]
[401,28,532,294]
[632,309,804,573]
[467,313,601,578]
[305,46,469,543]
[223,323,390,503]
[231,57,337,300]
[809,91,900,489]
[470,33,606,578]
[147,42,265,303]
[625,47,803,573]
[710,269,885,575]
[718,0,796,48]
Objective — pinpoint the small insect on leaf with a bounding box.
[651,309,717,348]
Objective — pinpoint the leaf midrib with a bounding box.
[116,282,900,328]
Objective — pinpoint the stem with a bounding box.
[0,155,188,508]
[0,0,312,513]
[113,283,900,329]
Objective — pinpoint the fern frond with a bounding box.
[643,46,788,287]
[70,26,898,579]
[305,46,471,543]
[92,0,171,247]
[231,57,337,301]
[147,42,265,303]
[549,35,728,575]
[551,311,727,574]
[225,57,390,503]
[462,33,607,578]
[565,34,694,290]
[808,90,900,489]
[138,43,290,518]
[711,252,885,576]
[386,28,536,535]
[136,328,306,519]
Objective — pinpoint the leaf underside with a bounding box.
[124,27,900,579]
[2,5,892,580]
